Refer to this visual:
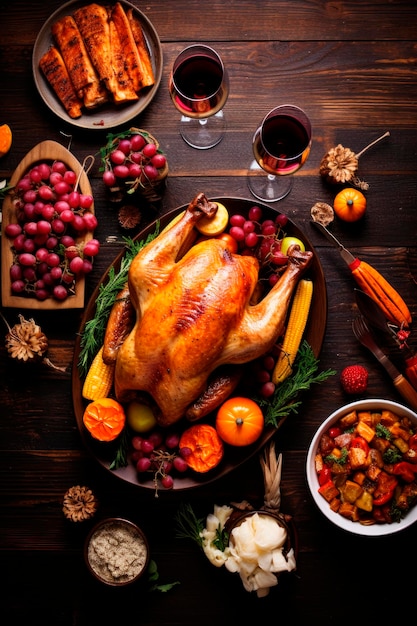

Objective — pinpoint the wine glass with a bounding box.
[248,105,312,202]
[168,44,229,149]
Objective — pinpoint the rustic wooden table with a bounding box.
[1,1,417,624]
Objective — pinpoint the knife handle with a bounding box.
[393,374,417,412]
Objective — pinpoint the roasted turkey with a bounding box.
[111,193,313,427]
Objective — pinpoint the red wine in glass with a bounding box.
[248,105,312,202]
[169,45,229,149]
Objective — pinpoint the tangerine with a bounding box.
[0,124,12,157]
[83,397,126,442]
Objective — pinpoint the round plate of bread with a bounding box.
[32,0,163,130]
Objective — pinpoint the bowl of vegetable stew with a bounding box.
[306,399,417,536]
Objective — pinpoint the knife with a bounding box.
[311,221,412,329]
[355,288,417,390]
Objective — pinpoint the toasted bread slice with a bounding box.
[39,46,83,118]
[111,2,143,92]
[108,16,138,103]
[127,7,155,89]
[51,14,108,109]
[74,3,138,104]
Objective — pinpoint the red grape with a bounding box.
[161,475,174,489]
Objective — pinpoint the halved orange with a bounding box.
[179,424,224,473]
[0,124,12,158]
[196,202,229,236]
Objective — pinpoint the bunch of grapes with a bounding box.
[226,205,289,287]
[131,429,191,491]
[225,205,292,398]
[4,160,99,302]
[101,130,167,197]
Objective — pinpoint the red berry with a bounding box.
[340,365,369,395]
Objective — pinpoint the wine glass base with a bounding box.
[179,111,226,149]
[247,160,293,202]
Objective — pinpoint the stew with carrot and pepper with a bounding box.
[315,408,417,524]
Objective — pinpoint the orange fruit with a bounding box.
[0,124,12,157]
[179,424,224,473]
[83,397,126,442]
[216,397,264,446]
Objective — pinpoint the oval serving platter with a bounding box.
[72,197,328,490]
[1,140,94,310]
[32,0,163,130]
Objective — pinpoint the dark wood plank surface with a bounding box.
[1,1,417,624]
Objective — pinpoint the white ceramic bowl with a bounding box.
[306,399,417,536]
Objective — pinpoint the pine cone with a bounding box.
[62,485,98,522]
[319,144,359,184]
[118,205,142,229]
[5,314,48,362]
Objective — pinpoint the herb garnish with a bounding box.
[78,229,159,377]
[174,503,205,548]
[324,447,349,465]
[255,340,336,428]
[376,423,392,440]
[212,525,229,551]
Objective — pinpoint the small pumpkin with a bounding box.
[333,187,367,222]
[215,397,264,447]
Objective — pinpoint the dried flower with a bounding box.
[1,312,66,371]
[63,485,98,522]
[4,314,48,362]
[310,202,334,227]
[320,131,390,189]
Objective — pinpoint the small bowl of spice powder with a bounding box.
[85,517,150,586]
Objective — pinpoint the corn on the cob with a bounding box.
[272,279,313,385]
[350,260,411,328]
[82,345,115,401]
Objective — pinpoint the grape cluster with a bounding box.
[225,205,292,399]
[101,130,167,196]
[226,205,289,287]
[131,429,191,490]
[5,160,99,302]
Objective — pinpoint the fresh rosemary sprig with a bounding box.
[78,228,159,377]
[256,340,336,428]
[174,503,205,548]
[109,427,129,470]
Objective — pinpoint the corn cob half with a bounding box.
[272,279,314,385]
[82,345,115,401]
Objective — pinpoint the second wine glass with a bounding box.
[248,105,312,202]
[168,45,229,149]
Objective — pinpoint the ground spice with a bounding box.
[87,520,148,584]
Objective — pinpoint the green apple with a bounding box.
[127,401,157,433]
[281,236,305,256]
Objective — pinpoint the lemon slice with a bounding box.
[0,124,12,158]
[196,202,229,236]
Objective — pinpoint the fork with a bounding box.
[352,315,417,411]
